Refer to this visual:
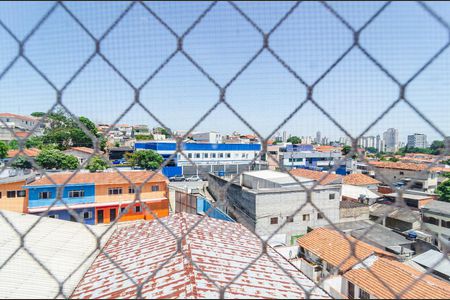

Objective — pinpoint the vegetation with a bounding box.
[125,150,163,170]
[31,112,45,117]
[153,126,171,138]
[341,145,352,155]
[135,134,154,141]
[8,140,18,150]
[287,136,301,144]
[388,157,399,162]
[366,147,378,154]
[35,149,79,170]
[11,156,32,169]
[0,141,8,159]
[86,155,109,173]
[437,173,450,202]
[442,159,450,166]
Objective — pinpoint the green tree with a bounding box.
[86,155,109,173]
[0,141,8,159]
[25,136,44,149]
[35,149,79,170]
[342,145,352,155]
[153,127,171,138]
[31,112,45,118]
[437,173,450,202]
[11,155,32,169]
[126,150,163,170]
[388,157,399,162]
[442,159,450,166]
[114,141,121,147]
[430,140,445,155]
[8,140,18,150]
[287,136,301,144]
[366,147,378,154]
[135,134,154,141]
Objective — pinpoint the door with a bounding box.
[110,208,117,222]
[97,210,104,224]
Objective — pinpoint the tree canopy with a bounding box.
[437,173,450,202]
[287,136,301,144]
[31,112,45,117]
[86,155,109,173]
[0,141,8,159]
[341,145,352,155]
[11,156,32,169]
[35,149,79,170]
[126,150,163,170]
[153,127,171,138]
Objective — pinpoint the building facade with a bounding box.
[24,171,169,225]
[383,128,399,153]
[0,170,35,213]
[421,201,450,250]
[407,133,428,148]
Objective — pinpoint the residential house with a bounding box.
[24,171,169,225]
[342,173,380,190]
[208,170,341,246]
[289,168,343,185]
[63,147,103,165]
[383,191,435,209]
[412,250,450,282]
[369,161,438,193]
[343,256,450,299]
[71,213,330,299]
[369,202,421,232]
[339,200,370,222]
[6,148,40,161]
[0,170,35,213]
[421,201,450,250]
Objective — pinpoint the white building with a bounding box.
[383,128,399,153]
[191,131,222,144]
[421,201,450,250]
[407,133,428,148]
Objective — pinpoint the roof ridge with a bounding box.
[179,214,199,299]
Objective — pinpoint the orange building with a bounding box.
[0,173,35,213]
[25,171,169,224]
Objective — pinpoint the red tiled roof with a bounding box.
[297,228,395,273]
[71,213,329,299]
[343,173,381,186]
[15,131,31,138]
[344,257,450,299]
[315,145,339,152]
[290,168,342,185]
[67,147,98,155]
[369,161,428,171]
[7,148,41,158]
[27,170,167,186]
[0,113,38,122]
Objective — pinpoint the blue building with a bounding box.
[135,141,263,177]
[25,182,97,225]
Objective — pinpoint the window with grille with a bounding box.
[108,188,123,195]
[303,214,310,221]
[134,206,142,213]
[69,190,85,198]
[17,190,26,197]
[359,288,370,299]
[286,216,294,223]
[423,215,439,226]
[39,192,51,199]
[151,185,159,192]
[270,217,278,225]
[7,191,16,198]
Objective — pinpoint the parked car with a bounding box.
[169,175,185,182]
[186,175,202,182]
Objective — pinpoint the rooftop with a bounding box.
[344,257,450,299]
[369,161,428,171]
[370,203,420,224]
[422,200,450,215]
[66,147,98,155]
[0,113,39,122]
[26,170,167,187]
[343,173,381,186]
[0,210,112,298]
[297,228,395,273]
[384,192,433,201]
[412,250,450,278]
[342,184,381,200]
[7,148,41,158]
[289,169,342,185]
[71,213,329,299]
[339,200,368,209]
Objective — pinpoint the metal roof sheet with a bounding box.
[412,250,450,278]
[71,213,329,299]
[0,210,113,299]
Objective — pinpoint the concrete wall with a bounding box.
[0,180,27,213]
[422,210,450,250]
[340,206,370,223]
[373,167,437,192]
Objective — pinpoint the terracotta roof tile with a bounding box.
[71,213,329,299]
[343,173,381,186]
[0,113,39,122]
[369,161,429,171]
[27,170,167,186]
[297,228,395,272]
[315,145,340,152]
[15,131,31,138]
[67,147,98,155]
[7,148,41,158]
[290,169,342,185]
[344,257,450,299]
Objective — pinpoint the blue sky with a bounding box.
[0,1,449,143]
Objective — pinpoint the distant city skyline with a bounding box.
[0,1,448,142]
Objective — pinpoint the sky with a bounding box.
[0,1,449,143]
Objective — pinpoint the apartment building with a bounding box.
[407,133,428,148]
[0,170,35,213]
[208,170,341,246]
[421,201,450,250]
[24,171,169,225]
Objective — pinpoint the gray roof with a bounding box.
[369,203,420,224]
[422,201,450,215]
[0,172,36,184]
[412,250,450,278]
[384,192,432,200]
[0,210,113,299]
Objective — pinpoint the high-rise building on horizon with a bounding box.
[407,133,427,148]
[383,128,399,153]
[315,131,321,144]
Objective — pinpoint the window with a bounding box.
[0,192,2,198]
[17,190,26,197]
[242,153,246,158]
[151,185,159,192]
[7,191,16,198]
[83,211,92,219]
[303,214,310,221]
[204,153,209,158]
[400,171,404,175]
[441,220,450,229]
[226,153,231,158]
[120,207,127,213]
[423,215,439,226]
[211,153,216,158]
[329,193,335,200]
[48,214,59,219]
[348,281,355,299]
[359,289,370,300]
[286,216,294,223]
[317,213,324,219]
[219,153,224,158]
[108,188,122,195]
[134,206,142,213]
[68,190,85,198]
[188,153,192,159]
[270,217,278,224]
[128,187,135,194]
[195,153,201,159]
[39,191,51,199]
